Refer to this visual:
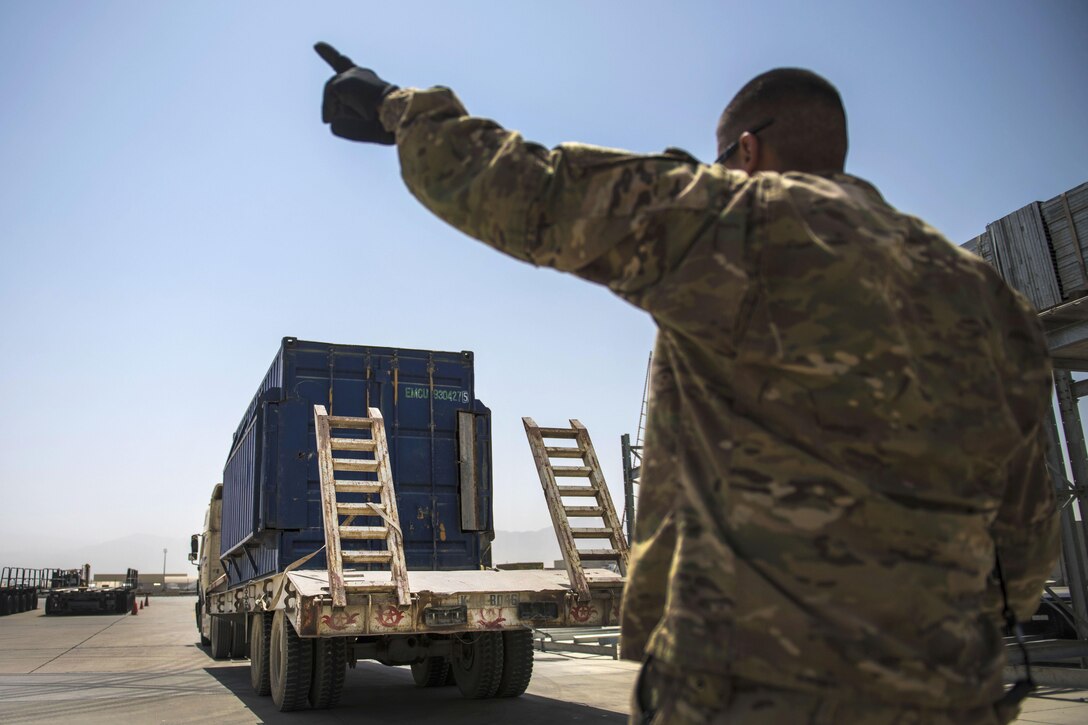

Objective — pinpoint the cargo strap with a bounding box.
[265,545,326,611]
[523,417,630,601]
[313,405,411,608]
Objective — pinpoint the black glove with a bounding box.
[316,42,399,145]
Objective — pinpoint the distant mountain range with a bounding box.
[491,527,561,566]
[0,528,564,577]
[0,533,197,578]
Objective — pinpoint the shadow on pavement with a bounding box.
[205,661,627,724]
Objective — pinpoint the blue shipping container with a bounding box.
[220,337,493,586]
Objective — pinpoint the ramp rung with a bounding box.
[537,427,578,439]
[578,549,622,560]
[570,527,613,538]
[337,502,386,516]
[544,446,584,458]
[344,581,396,591]
[326,416,373,429]
[564,506,604,517]
[556,486,598,497]
[339,526,389,540]
[342,550,393,564]
[333,458,379,472]
[552,466,592,477]
[330,437,376,451]
[334,481,382,494]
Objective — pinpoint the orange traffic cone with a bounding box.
[144,594,149,607]
[139,601,144,609]
[131,599,138,615]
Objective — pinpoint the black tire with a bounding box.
[4,595,13,615]
[450,632,504,699]
[411,656,451,687]
[210,616,232,660]
[31,594,38,610]
[44,596,53,616]
[231,618,248,659]
[309,638,346,709]
[250,613,272,696]
[270,609,312,711]
[495,629,534,697]
[16,594,26,613]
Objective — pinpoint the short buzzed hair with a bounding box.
[717,68,848,174]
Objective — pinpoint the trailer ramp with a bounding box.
[313,405,410,608]
[523,418,630,601]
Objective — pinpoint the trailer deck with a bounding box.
[205,567,624,637]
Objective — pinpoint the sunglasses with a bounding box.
[716,119,775,164]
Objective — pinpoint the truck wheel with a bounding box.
[495,629,534,697]
[31,594,38,610]
[210,616,232,660]
[231,618,248,659]
[44,596,53,615]
[411,656,451,687]
[3,595,13,615]
[309,638,346,709]
[450,632,504,699]
[270,609,312,711]
[249,613,272,696]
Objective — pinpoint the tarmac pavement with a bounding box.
[0,595,1084,724]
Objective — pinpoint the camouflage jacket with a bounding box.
[380,87,1060,707]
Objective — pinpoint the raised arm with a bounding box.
[378,87,734,299]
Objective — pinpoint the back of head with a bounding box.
[718,68,848,174]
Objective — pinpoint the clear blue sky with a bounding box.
[1,1,1086,571]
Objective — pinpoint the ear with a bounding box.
[739,132,760,174]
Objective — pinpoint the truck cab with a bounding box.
[191,483,225,646]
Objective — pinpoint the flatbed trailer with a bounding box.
[204,568,623,637]
[45,568,138,616]
[197,406,630,712]
[0,568,49,615]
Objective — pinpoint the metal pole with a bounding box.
[621,434,635,546]
[1044,399,1088,649]
[1053,371,1088,570]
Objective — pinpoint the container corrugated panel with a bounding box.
[221,415,259,554]
[220,338,494,586]
[1041,182,1088,301]
[986,202,1063,311]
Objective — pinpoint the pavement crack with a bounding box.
[28,616,129,674]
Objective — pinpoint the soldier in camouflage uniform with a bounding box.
[320,51,1059,724]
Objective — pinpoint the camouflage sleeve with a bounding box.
[992,423,1060,621]
[380,87,724,298]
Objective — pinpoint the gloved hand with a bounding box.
[316,42,399,145]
